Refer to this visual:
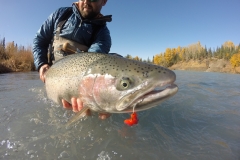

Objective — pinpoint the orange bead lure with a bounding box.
[124,107,139,126]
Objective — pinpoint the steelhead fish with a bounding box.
[45,52,178,123]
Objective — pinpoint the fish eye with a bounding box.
[117,77,132,90]
[121,80,129,88]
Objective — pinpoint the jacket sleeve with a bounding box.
[32,12,56,71]
[88,25,111,54]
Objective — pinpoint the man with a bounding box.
[32,0,111,119]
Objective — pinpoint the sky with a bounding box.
[0,0,239,60]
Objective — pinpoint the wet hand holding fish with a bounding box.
[45,52,178,125]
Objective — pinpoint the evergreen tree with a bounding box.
[208,48,212,58]
[147,57,151,63]
[3,37,5,49]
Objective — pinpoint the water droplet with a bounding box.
[97,151,111,160]
[27,150,34,155]
[13,148,18,152]
[5,151,11,156]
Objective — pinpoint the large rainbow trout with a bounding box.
[45,53,178,114]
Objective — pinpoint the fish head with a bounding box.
[79,55,178,113]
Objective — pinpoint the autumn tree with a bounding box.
[230,52,240,67]
[214,41,237,60]
[153,53,166,66]
[223,41,235,48]
[178,47,185,61]
[5,41,18,56]
[164,48,172,66]
[133,56,140,61]
[125,54,132,59]
[0,37,35,73]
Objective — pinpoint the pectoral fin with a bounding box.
[65,107,90,127]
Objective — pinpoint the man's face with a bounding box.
[78,0,107,19]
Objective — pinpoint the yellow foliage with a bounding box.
[133,56,140,61]
[176,46,181,54]
[230,53,240,67]
[164,48,175,66]
[153,53,164,65]
[0,42,34,73]
[223,41,235,48]
[179,47,185,61]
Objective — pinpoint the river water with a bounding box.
[0,71,239,160]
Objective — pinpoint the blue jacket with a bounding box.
[33,3,112,71]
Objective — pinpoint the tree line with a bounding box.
[125,41,240,68]
[0,37,35,73]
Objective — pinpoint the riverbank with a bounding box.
[1,58,240,74]
[0,58,35,74]
[169,58,240,74]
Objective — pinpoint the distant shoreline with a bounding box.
[169,58,240,74]
[1,58,240,75]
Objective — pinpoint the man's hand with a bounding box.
[62,98,111,119]
[39,64,50,83]
[62,97,84,112]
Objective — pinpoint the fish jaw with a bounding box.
[113,80,178,113]
[120,84,178,113]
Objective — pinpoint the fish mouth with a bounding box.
[119,83,178,113]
